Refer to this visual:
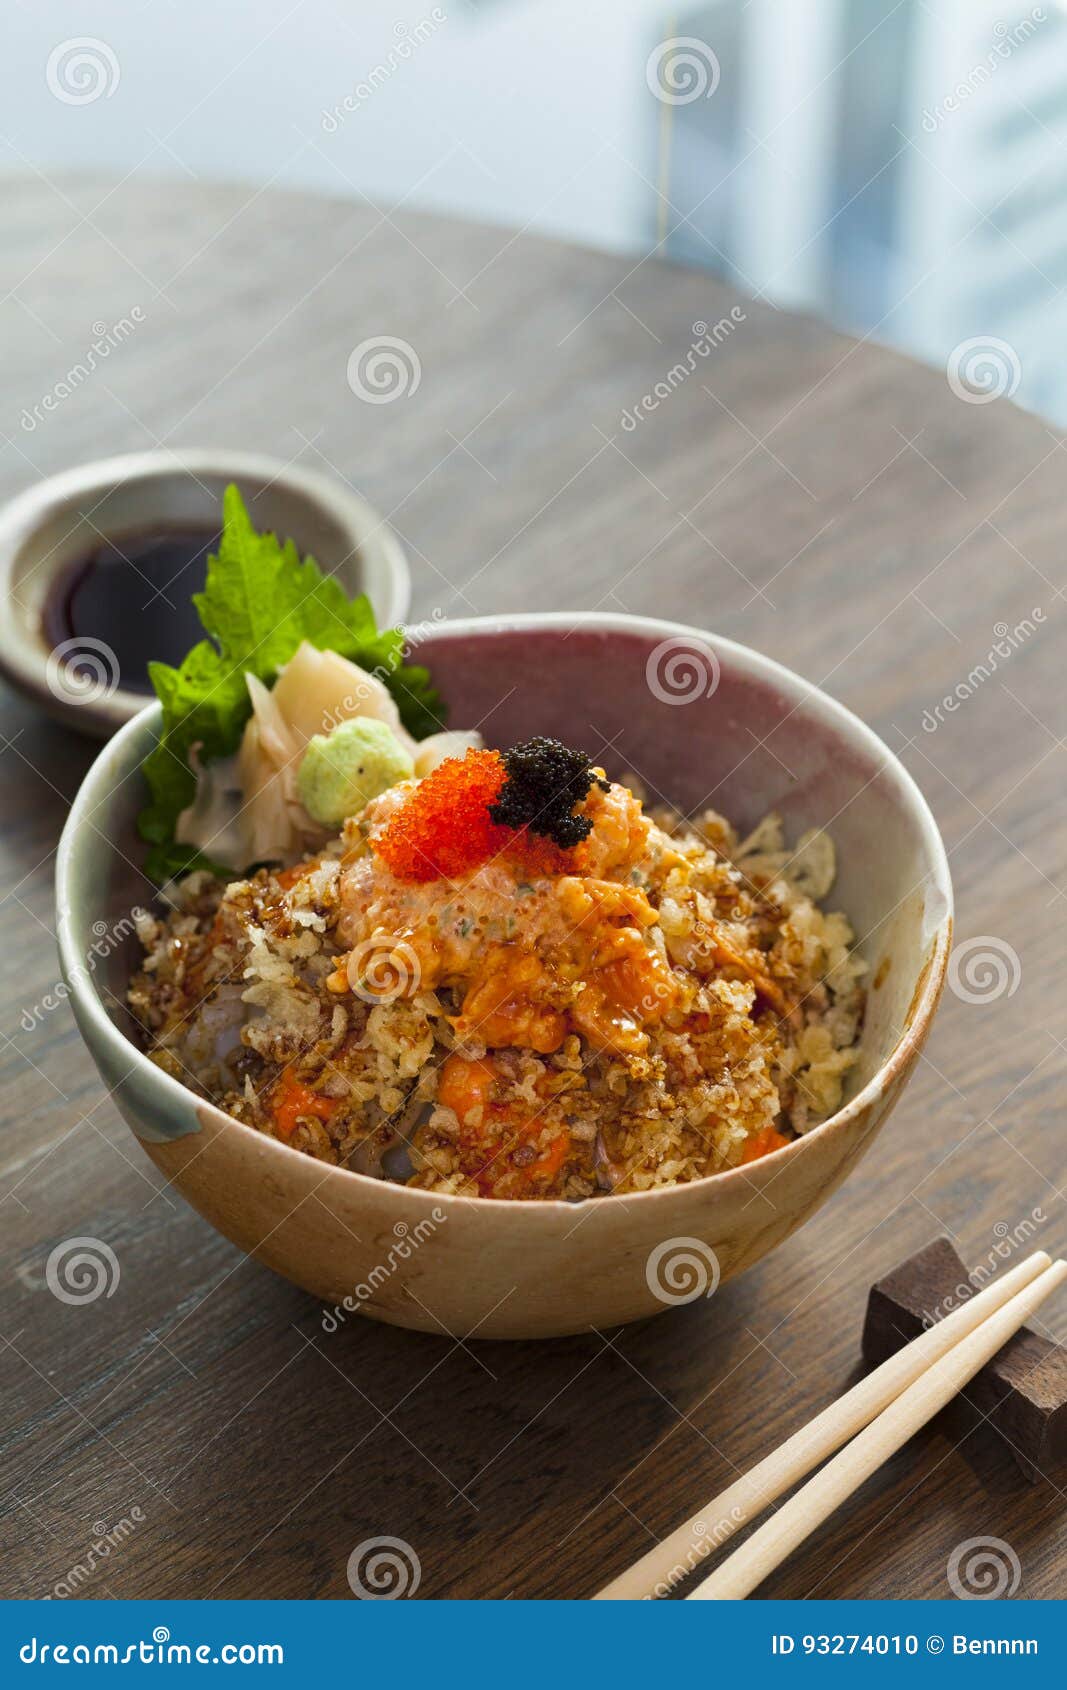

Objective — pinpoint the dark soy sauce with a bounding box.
[44,527,220,693]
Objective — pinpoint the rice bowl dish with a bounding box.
[57,582,953,1336]
[130,740,865,1201]
[94,486,869,1205]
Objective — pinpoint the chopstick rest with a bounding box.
[864,1235,1067,1479]
[689,1257,1067,1600]
[593,1249,1050,1600]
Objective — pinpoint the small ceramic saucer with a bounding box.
[0,449,409,737]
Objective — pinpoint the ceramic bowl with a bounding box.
[55,614,952,1340]
[0,449,409,737]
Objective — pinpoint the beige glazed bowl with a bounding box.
[56,614,953,1339]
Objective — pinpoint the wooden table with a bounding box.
[1,176,1064,1602]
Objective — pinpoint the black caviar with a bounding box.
[489,737,609,849]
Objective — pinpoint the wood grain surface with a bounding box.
[1,175,1064,1602]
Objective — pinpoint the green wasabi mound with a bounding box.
[297,718,414,826]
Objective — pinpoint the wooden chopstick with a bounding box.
[593,1249,1051,1600]
[689,1256,1067,1600]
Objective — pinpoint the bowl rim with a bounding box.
[56,609,954,1217]
[0,447,411,730]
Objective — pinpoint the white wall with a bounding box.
[2,0,676,255]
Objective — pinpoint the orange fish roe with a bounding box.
[271,1067,338,1141]
[374,749,573,882]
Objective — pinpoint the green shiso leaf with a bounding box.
[137,484,443,884]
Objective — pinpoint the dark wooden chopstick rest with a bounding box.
[862,1236,1067,1481]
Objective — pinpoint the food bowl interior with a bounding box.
[411,622,949,1103]
[66,617,949,1119]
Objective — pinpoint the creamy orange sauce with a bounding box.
[333,780,680,1058]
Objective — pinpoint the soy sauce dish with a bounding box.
[0,450,408,736]
[55,494,952,1339]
